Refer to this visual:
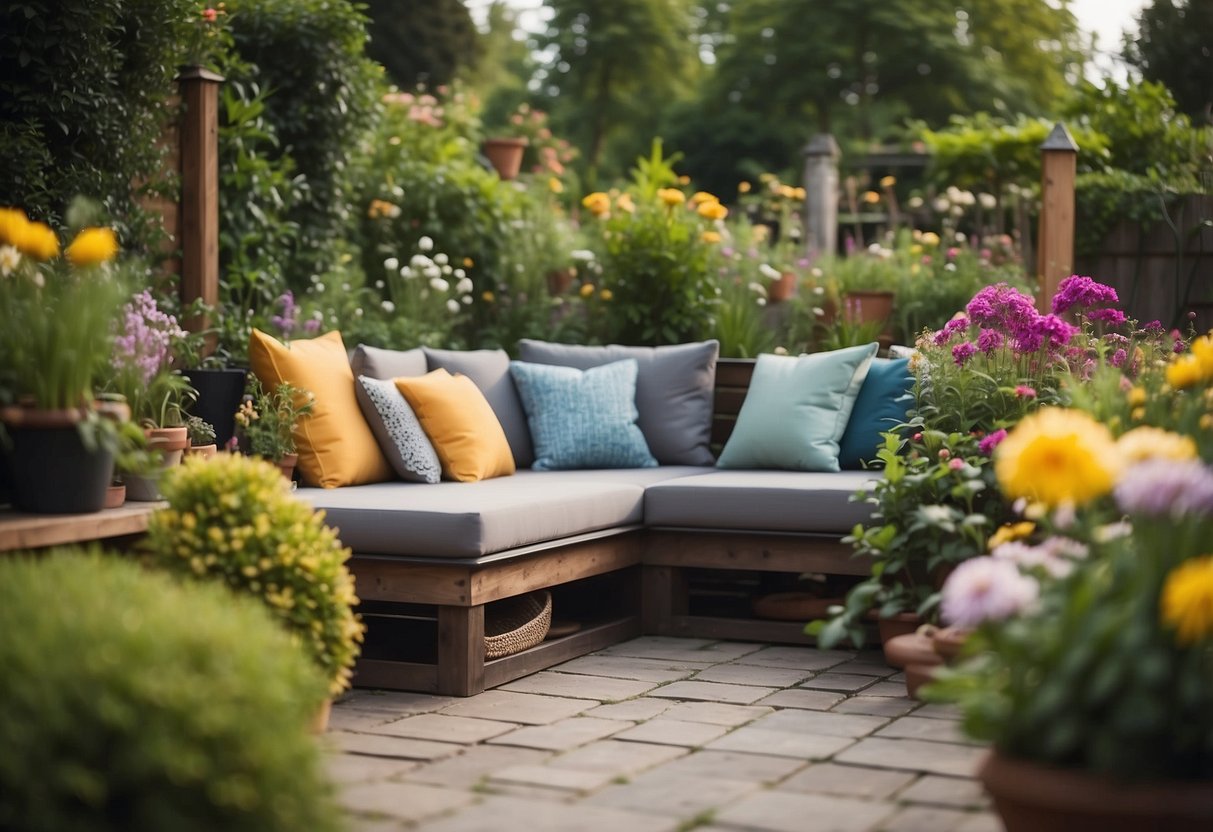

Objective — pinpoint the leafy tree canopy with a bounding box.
[363,0,483,89]
[1124,0,1213,123]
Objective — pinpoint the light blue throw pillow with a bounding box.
[716,343,879,472]
[509,359,657,471]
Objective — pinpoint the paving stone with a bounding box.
[879,804,972,831]
[911,703,963,721]
[707,725,856,760]
[416,794,681,832]
[887,672,906,683]
[345,816,407,832]
[754,688,846,711]
[326,753,419,785]
[832,696,917,718]
[501,670,657,701]
[329,707,401,733]
[650,680,776,705]
[828,660,897,678]
[487,763,616,793]
[613,718,731,747]
[599,637,765,663]
[554,654,709,682]
[778,762,916,799]
[734,646,856,670]
[339,690,457,714]
[834,738,986,778]
[692,663,813,688]
[876,716,974,745]
[660,700,773,726]
[658,749,807,784]
[438,690,592,725]
[329,731,464,761]
[547,739,688,777]
[800,673,880,693]
[953,812,1003,832]
[487,716,632,751]
[476,782,581,803]
[584,769,759,817]
[367,713,515,744]
[404,745,552,789]
[714,789,896,832]
[584,697,673,722]
[862,681,912,698]
[897,775,988,808]
[338,780,473,822]
[749,708,888,739]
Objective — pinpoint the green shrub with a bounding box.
[0,547,339,832]
[145,454,364,694]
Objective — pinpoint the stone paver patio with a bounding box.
[327,637,999,832]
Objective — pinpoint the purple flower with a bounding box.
[1051,275,1118,315]
[1114,459,1213,518]
[976,327,1004,354]
[991,542,1073,579]
[941,556,1040,628]
[1110,348,1128,368]
[1088,307,1126,326]
[112,290,186,385]
[952,341,978,367]
[269,291,298,337]
[978,428,1007,455]
[1143,320,1163,333]
[933,315,970,346]
[1014,385,1036,399]
[966,283,1037,333]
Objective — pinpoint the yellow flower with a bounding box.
[0,207,30,248]
[880,175,896,188]
[862,190,880,204]
[701,230,722,244]
[1192,334,1213,375]
[581,192,611,217]
[779,185,797,200]
[481,290,495,303]
[677,174,691,185]
[1117,426,1197,463]
[616,193,636,214]
[18,221,59,261]
[689,191,718,207]
[65,227,119,267]
[579,283,595,298]
[738,181,752,194]
[995,408,1121,508]
[1162,555,1213,645]
[698,201,728,221]
[1128,386,1146,407]
[548,177,564,194]
[920,231,941,247]
[599,289,613,301]
[658,188,686,207]
[988,521,1035,549]
[1166,355,1204,389]
[463,257,474,268]
[792,187,806,200]
[752,225,770,242]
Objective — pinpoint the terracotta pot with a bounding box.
[904,661,941,700]
[94,397,131,423]
[978,750,1213,832]
[882,629,939,669]
[871,611,923,645]
[104,483,126,510]
[842,289,895,325]
[482,137,528,181]
[0,406,113,514]
[146,426,189,453]
[769,272,798,303]
[931,626,970,663]
[277,452,298,483]
[311,698,332,734]
[184,443,217,461]
[751,591,845,622]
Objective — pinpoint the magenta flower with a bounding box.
[978,428,1007,455]
[952,341,978,367]
[941,556,1040,628]
[976,327,1004,354]
[948,458,965,471]
[1014,385,1036,398]
[1110,348,1128,368]
[1088,307,1126,326]
[1051,275,1118,315]
[933,315,970,346]
[269,291,299,338]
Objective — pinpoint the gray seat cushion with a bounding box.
[643,470,880,534]
[298,467,709,558]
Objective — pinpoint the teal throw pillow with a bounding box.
[838,357,914,469]
[508,359,657,471]
[716,343,879,472]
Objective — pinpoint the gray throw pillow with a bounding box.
[354,375,442,484]
[350,344,427,379]
[515,339,720,465]
[421,347,535,468]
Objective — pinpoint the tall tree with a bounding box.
[362,0,483,89]
[536,0,700,183]
[1125,0,1213,123]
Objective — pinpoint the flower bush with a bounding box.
[234,377,313,462]
[110,289,196,428]
[145,454,364,695]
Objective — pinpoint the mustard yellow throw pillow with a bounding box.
[395,370,516,483]
[248,329,392,488]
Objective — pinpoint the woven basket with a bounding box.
[484,590,552,659]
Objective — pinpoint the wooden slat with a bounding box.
[0,503,161,553]
[715,359,755,388]
[437,605,485,696]
[711,416,738,447]
[643,531,871,576]
[351,558,472,605]
[662,614,819,644]
[712,388,748,417]
[352,658,440,693]
[468,535,642,605]
[482,616,642,689]
[641,565,687,633]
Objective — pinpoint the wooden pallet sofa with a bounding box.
[293,340,908,696]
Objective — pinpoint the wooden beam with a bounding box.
[0,503,160,554]
[468,535,642,605]
[178,67,224,351]
[643,530,870,576]
[437,605,485,696]
[1036,123,1078,312]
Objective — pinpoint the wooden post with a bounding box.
[1036,123,1078,312]
[803,134,841,257]
[178,66,224,351]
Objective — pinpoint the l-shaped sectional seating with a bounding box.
[296,348,898,696]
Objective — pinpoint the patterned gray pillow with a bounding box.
[354,375,441,484]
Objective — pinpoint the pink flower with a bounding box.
[941,557,1039,628]
[978,429,1007,455]
[1014,385,1036,399]
[948,458,965,471]
[202,7,218,21]
[939,448,951,460]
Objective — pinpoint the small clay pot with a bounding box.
[883,629,940,670]
[904,661,941,700]
[932,626,970,663]
[183,443,217,462]
[104,483,126,509]
[277,452,298,483]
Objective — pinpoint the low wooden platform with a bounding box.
[0,502,161,554]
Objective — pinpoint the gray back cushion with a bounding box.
[516,339,719,465]
[350,344,427,379]
[422,347,535,469]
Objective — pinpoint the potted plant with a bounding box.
[183,415,217,460]
[233,378,314,482]
[482,136,528,181]
[0,203,130,513]
[178,305,248,452]
[143,453,366,712]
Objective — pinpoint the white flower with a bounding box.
[941,556,1039,628]
[907,196,924,210]
[954,231,967,243]
[461,295,472,305]
[410,254,431,269]
[423,264,442,280]
[430,277,450,292]
[945,263,957,271]
[31,271,44,288]
[312,310,323,320]
[418,236,434,252]
[933,197,950,213]
[812,307,825,317]
[813,286,825,295]
[374,280,385,289]
[455,277,473,294]
[391,185,404,198]
[400,266,413,279]
[342,282,350,291]
[756,297,767,307]
[354,308,363,317]
[747,281,768,297]
[442,264,453,275]
[381,300,396,313]
[978,192,997,210]
[384,257,399,271]
[445,298,460,314]
[571,249,595,261]
[758,263,781,281]
[0,245,20,277]
[433,253,449,266]
[454,268,466,279]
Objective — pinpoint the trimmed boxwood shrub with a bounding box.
[0,547,340,832]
